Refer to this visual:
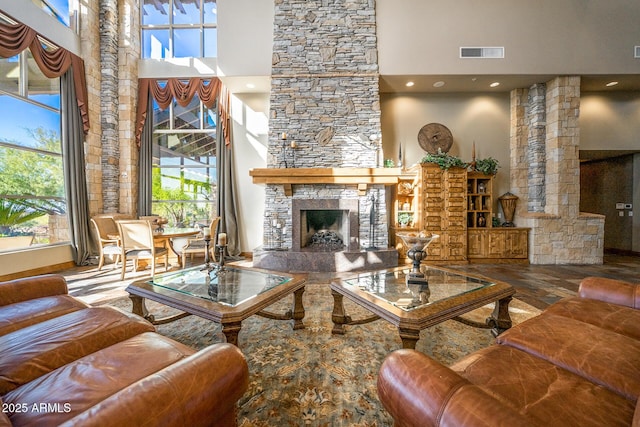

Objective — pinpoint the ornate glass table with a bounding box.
[126,265,307,346]
[330,265,515,349]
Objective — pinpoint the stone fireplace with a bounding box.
[251,0,398,272]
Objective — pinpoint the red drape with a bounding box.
[0,19,90,134]
[135,77,228,146]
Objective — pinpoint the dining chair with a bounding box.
[181,217,221,268]
[90,217,121,270]
[117,219,169,280]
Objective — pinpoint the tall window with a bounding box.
[141,0,218,59]
[152,88,217,227]
[31,0,73,28]
[0,50,67,252]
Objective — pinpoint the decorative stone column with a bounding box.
[526,83,546,212]
[99,0,120,212]
[510,77,604,264]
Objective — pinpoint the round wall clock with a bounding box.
[418,123,453,154]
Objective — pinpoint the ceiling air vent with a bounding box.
[460,47,504,59]
[635,46,640,58]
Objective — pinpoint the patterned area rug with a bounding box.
[105,283,540,427]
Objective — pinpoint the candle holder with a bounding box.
[216,244,227,269]
[201,235,215,272]
[396,233,439,286]
[279,133,298,168]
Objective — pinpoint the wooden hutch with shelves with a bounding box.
[390,165,529,264]
[389,168,421,258]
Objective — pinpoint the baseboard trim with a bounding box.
[0,261,76,282]
[605,248,640,257]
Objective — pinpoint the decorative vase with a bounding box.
[395,232,439,285]
[498,192,519,227]
[477,213,486,227]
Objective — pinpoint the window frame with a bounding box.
[151,94,218,227]
[141,0,218,59]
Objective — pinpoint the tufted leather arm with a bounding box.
[0,275,69,307]
[579,277,640,309]
[377,349,533,427]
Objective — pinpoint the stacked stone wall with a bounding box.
[264,0,386,250]
[79,0,102,215]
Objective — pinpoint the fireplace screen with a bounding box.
[300,209,348,251]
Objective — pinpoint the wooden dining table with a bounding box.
[152,227,201,258]
[108,226,201,269]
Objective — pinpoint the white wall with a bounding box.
[0,245,73,277]
[580,92,640,150]
[381,93,512,211]
[231,93,270,252]
[376,0,640,76]
[217,0,274,77]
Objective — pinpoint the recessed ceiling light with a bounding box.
[605,81,619,87]
[433,81,445,88]
[489,82,500,88]
[246,83,256,89]
[405,81,415,87]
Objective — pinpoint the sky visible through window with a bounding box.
[0,95,61,146]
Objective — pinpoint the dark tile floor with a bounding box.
[446,254,640,310]
[57,254,639,310]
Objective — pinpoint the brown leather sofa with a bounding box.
[377,276,640,427]
[0,274,249,427]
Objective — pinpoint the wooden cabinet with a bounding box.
[389,165,529,264]
[467,228,529,263]
[421,164,467,263]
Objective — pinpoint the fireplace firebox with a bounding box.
[292,199,359,252]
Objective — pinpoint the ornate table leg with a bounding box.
[129,294,155,323]
[399,327,420,349]
[221,321,242,346]
[292,287,306,330]
[330,289,350,335]
[487,295,513,337]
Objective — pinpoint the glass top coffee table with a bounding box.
[126,265,307,346]
[330,265,515,349]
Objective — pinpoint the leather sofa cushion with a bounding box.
[0,295,88,337]
[496,313,640,400]
[2,332,196,426]
[0,306,154,394]
[544,296,640,340]
[451,344,636,427]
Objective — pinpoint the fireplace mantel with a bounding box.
[250,167,403,196]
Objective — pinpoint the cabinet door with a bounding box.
[506,229,528,258]
[487,231,506,258]
[422,166,444,231]
[467,230,487,258]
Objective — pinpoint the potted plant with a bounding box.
[397,212,414,227]
[420,149,467,170]
[473,157,500,175]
